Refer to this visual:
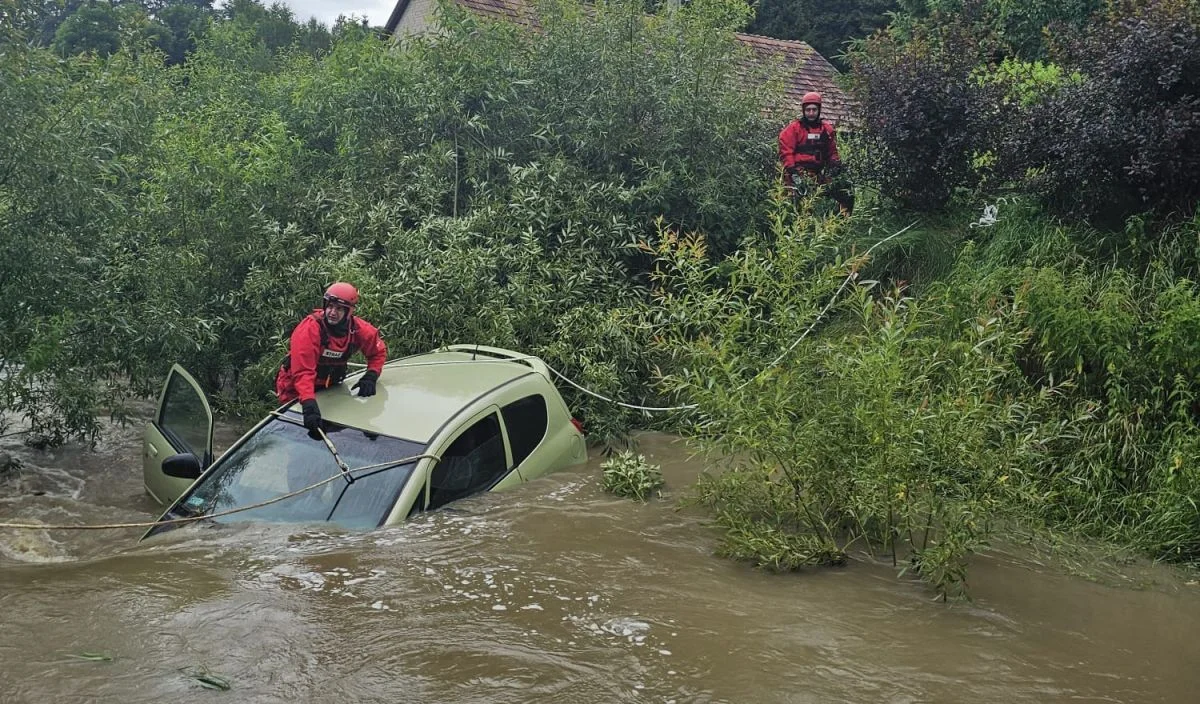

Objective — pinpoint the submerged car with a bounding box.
[141,345,587,539]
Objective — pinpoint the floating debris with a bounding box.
[65,652,112,662]
[180,666,232,691]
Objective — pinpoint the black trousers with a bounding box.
[789,169,854,213]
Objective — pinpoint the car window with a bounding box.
[176,416,426,530]
[500,394,548,468]
[157,371,211,463]
[427,413,508,511]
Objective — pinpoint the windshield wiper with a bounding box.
[315,427,355,485]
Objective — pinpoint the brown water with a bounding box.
[2,419,1199,704]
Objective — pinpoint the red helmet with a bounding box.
[802,91,822,107]
[323,282,358,308]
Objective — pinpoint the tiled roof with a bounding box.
[455,0,536,24]
[385,0,852,124]
[733,32,853,125]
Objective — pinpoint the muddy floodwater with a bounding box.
[2,419,1199,704]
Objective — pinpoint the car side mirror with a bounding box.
[161,452,202,479]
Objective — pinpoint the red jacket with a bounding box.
[275,311,387,403]
[779,118,840,177]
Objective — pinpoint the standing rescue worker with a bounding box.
[275,282,387,433]
[778,91,853,214]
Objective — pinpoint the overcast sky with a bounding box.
[272,1,397,26]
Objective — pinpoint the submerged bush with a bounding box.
[642,201,1071,598]
[711,511,847,571]
[601,450,665,501]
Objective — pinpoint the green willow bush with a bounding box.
[642,201,1071,597]
[0,26,169,442]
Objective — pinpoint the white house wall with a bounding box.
[393,0,439,36]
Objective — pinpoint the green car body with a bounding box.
[141,345,587,539]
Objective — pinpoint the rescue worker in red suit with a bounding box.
[275,282,387,434]
[778,91,853,214]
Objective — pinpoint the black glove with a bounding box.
[352,370,378,397]
[301,399,322,432]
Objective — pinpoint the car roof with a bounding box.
[310,349,541,443]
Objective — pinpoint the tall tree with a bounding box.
[223,0,298,51]
[52,2,121,57]
[746,0,897,66]
[155,2,213,64]
[890,0,1105,59]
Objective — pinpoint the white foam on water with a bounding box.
[0,529,73,563]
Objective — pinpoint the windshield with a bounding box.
[161,413,426,532]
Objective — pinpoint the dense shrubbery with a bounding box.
[847,15,1004,210]
[644,202,1073,597]
[642,196,1200,588]
[0,0,776,446]
[954,206,1200,560]
[1006,0,1200,222]
[0,38,169,443]
[850,0,1200,222]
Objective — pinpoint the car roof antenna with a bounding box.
[472,344,479,360]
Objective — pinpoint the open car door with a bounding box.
[142,365,214,506]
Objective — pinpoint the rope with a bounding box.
[736,220,917,392]
[545,220,919,411]
[546,366,698,413]
[0,452,440,531]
